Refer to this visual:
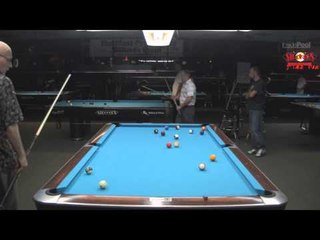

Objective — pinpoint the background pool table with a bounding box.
[33,123,287,209]
[268,93,320,100]
[266,93,320,117]
[16,90,78,111]
[291,101,320,134]
[53,100,174,140]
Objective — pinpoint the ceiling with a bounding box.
[1,30,320,43]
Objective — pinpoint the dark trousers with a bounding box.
[0,170,18,210]
[175,106,195,123]
[249,110,265,149]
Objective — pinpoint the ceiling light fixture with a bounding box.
[142,30,175,46]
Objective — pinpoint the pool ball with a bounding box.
[189,129,193,134]
[85,167,93,175]
[166,142,172,148]
[161,131,166,136]
[210,154,216,161]
[176,125,180,130]
[200,130,204,135]
[201,126,206,131]
[165,126,169,130]
[154,129,159,134]
[99,180,107,189]
[174,134,179,139]
[199,163,206,171]
[174,141,179,148]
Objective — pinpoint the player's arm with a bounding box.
[6,123,28,168]
[247,89,258,98]
[171,83,182,100]
[243,85,257,99]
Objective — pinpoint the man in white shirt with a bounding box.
[172,70,196,123]
[296,75,308,131]
[296,75,307,94]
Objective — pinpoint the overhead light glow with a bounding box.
[142,30,175,46]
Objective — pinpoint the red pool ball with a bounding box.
[166,142,172,148]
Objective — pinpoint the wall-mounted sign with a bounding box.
[89,39,183,58]
[284,51,320,70]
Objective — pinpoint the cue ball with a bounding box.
[210,154,216,161]
[99,180,107,189]
[85,167,93,175]
[174,134,179,139]
[189,129,193,134]
[174,141,179,148]
[154,129,159,134]
[176,125,180,130]
[199,163,206,171]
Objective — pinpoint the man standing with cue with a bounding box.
[0,41,28,209]
[171,70,197,123]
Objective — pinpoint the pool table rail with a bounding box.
[33,189,287,209]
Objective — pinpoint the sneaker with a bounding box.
[255,148,266,157]
[247,148,257,155]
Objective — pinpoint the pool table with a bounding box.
[127,91,208,108]
[268,93,320,100]
[266,93,320,116]
[291,101,320,134]
[145,91,206,99]
[16,91,77,109]
[53,100,174,140]
[33,123,287,209]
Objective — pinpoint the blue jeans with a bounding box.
[249,110,265,149]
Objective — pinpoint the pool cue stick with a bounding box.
[164,79,181,115]
[0,167,23,208]
[140,85,157,92]
[140,86,172,100]
[27,73,72,155]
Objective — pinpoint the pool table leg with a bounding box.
[69,115,85,141]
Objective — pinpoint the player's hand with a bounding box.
[18,155,28,168]
[171,95,178,101]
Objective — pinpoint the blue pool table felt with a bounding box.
[58,124,264,197]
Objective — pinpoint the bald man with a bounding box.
[0,41,28,209]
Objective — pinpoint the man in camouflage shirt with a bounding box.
[0,41,28,209]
